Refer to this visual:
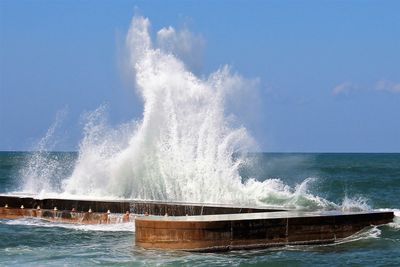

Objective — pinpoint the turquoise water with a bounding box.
[0,152,399,266]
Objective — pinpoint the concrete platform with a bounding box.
[0,195,284,223]
[135,210,394,251]
[0,206,126,224]
[0,195,394,251]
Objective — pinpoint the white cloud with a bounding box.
[375,80,400,93]
[332,80,400,96]
[332,82,357,96]
[156,26,205,73]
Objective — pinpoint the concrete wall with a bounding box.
[0,195,284,216]
[135,211,394,251]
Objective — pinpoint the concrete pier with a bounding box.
[0,206,120,224]
[0,195,394,251]
[0,195,282,219]
[135,210,394,251]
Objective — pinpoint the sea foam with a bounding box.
[18,16,362,211]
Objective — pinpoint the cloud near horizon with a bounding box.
[332,82,358,96]
[375,80,400,93]
[332,80,400,96]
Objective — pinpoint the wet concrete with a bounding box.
[0,207,127,224]
[0,195,284,217]
[0,195,394,251]
[135,210,394,251]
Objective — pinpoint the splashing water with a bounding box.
[18,16,367,211]
[4,218,135,232]
[61,16,256,204]
[341,196,371,212]
[19,109,73,196]
[378,209,400,229]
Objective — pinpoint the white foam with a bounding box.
[377,208,400,229]
[19,110,69,194]
[3,218,135,232]
[15,16,369,212]
[49,16,254,205]
[341,196,371,212]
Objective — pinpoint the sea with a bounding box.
[0,151,399,266]
[1,14,400,267]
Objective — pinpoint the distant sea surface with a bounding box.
[0,152,399,266]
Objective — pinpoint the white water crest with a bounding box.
[20,109,71,195]
[3,218,135,232]
[378,209,400,229]
[57,16,340,208]
[61,16,256,204]
[341,196,371,212]
[19,16,353,210]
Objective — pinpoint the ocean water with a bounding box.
[0,152,399,266]
[1,15,399,266]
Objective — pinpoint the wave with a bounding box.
[15,16,385,213]
[2,218,135,232]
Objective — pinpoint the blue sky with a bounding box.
[1,0,399,152]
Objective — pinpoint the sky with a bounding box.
[0,0,399,152]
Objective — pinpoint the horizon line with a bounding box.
[0,150,399,154]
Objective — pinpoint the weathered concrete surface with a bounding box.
[0,195,285,225]
[1,194,394,252]
[0,207,132,224]
[135,210,394,251]
[0,195,283,219]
